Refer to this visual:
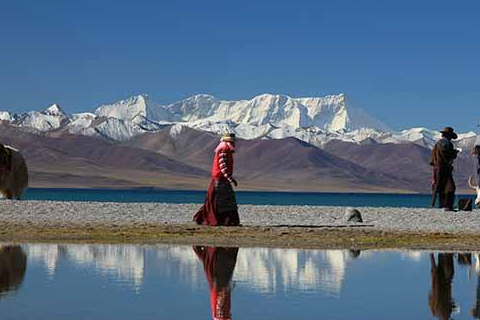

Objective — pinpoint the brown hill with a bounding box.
[324,139,477,192]
[3,122,469,193]
[125,126,417,192]
[125,125,217,170]
[0,124,209,188]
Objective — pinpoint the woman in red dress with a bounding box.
[193,133,240,226]
[193,246,238,320]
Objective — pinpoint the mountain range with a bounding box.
[0,93,478,192]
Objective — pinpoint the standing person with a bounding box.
[194,133,240,226]
[429,127,459,211]
[473,145,480,186]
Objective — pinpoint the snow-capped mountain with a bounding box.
[95,94,168,124]
[0,111,12,121]
[0,93,476,148]
[68,112,96,131]
[13,103,70,131]
[91,117,147,141]
[158,93,392,132]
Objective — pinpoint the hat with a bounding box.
[440,126,458,140]
[220,133,237,142]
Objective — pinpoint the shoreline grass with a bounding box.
[2,222,480,251]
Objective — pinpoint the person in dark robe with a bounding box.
[193,246,239,320]
[473,145,480,186]
[428,253,456,320]
[194,133,240,226]
[429,127,459,211]
[0,245,27,298]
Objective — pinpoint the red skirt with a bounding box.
[193,178,240,226]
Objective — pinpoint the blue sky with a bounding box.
[1,0,479,132]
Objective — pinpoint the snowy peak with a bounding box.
[167,94,220,122]
[68,113,97,131]
[0,111,12,121]
[297,94,392,132]
[243,94,309,127]
[43,103,67,117]
[13,103,70,132]
[95,94,166,123]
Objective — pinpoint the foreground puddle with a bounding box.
[1,244,480,319]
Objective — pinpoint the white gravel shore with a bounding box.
[1,200,480,234]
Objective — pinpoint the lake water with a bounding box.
[1,244,480,319]
[22,188,477,208]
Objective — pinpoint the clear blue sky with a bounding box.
[1,0,479,132]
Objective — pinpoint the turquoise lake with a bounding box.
[22,188,477,208]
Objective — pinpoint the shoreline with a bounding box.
[1,200,480,250]
[24,186,477,196]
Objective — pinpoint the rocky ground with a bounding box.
[1,200,480,250]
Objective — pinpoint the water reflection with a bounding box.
[0,245,27,298]
[193,246,238,320]
[470,254,480,319]
[348,249,361,259]
[8,244,480,319]
[426,252,480,320]
[26,244,145,287]
[472,274,480,318]
[429,253,456,320]
[23,244,365,296]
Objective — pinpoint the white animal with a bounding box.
[468,176,480,207]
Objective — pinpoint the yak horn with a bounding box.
[468,175,478,189]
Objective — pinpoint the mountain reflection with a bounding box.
[26,243,472,303]
[26,244,144,287]
[0,245,27,298]
[193,246,238,320]
[24,244,369,295]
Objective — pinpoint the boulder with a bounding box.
[346,207,363,223]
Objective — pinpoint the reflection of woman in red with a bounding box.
[193,246,239,320]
